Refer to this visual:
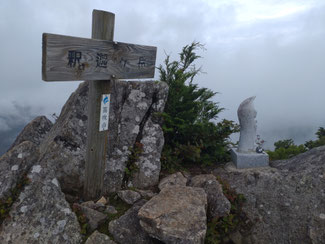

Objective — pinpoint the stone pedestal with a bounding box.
[231,148,269,169]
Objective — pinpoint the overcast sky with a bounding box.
[1,0,325,149]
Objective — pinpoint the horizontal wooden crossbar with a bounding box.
[42,33,157,81]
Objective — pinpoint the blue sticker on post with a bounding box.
[99,94,110,131]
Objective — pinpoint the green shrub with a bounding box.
[274,139,295,150]
[305,127,325,149]
[267,138,307,160]
[0,174,30,224]
[158,42,239,170]
[205,177,252,243]
[268,127,325,160]
[316,127,325,138]
[123,142,142,187]
[267,144,307,161]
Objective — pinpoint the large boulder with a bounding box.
[38,81,89,195]
[0,79,168,242]
[189,174,231,218]
[0,165,82,243]
[104,81,168,191]
[214,145,325,244]
[130,117,165,189]
[37,80,168,195]
[138,186,207,244]
[0,141,39,200]
[108,199,161,244]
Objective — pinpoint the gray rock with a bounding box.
[8,115,53,151]
[38,82,89,195]
[36,80,168,195]
[81,201,105,212]
[81,200,96,209]
[158,172,187,190]
[229,231,244,244]
[138,186,207,244]
[308,214,325,244]
[105,205,118,215]
[129,81,168,189]
[270,145,325,172]
[105,81,168,192]
[0,167,82,244]
[137,189,157,199]
[85,230,116,244]
[189,174,231,218]
[94,202,106,212]
[118,190,141,205]
[74,203,107,231]
[65,193,79,203]
[214,146,325,244]
[0,141,39,199]
[0,80,168,242]
[109,199,161,244]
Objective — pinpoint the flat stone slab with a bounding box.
[138,186,207,244]
[231,148,269,169]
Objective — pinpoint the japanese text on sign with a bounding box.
[99,94,110,131]
[96,53,108,68]
[67,50,85,70]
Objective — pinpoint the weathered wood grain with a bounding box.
[42,32,157,81]
[83,10,114,200]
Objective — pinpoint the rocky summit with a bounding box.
[0,80,324,243]
[214,146,325,244]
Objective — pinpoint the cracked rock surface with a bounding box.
[0,141,39,200]
[8,116,53,151]
[0,80,168,243]
[0,165,82,243]
[214,146,325,244]
[36,80,168,195]
[189,174,231,219]
[105,80,168,191]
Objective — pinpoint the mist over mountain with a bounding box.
[0,102,44,155]
[0,0,324,156]
[260,126,319,150]
[1,98,322,155]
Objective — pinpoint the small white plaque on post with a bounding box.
[99,94,110,131]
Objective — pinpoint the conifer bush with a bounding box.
[158,42,239,170]
[305,127,325,149]
[267,127,325,161]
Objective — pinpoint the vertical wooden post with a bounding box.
[84,10,115,200]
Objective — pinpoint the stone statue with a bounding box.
[230,96,269,168]
[237,96,257,153]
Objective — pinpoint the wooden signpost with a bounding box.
[42,33,156,81]
[42,10,157,200]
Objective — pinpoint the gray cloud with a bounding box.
[203,5,325,148]
[0,0,324,151]
[0,102,42,155]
